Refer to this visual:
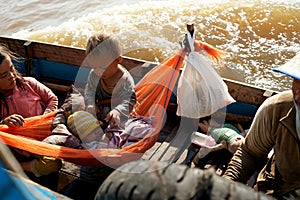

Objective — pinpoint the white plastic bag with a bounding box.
[176,29,235,118]
[177,52,235,118]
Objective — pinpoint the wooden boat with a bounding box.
[0,36,279,194]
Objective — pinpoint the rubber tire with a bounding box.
[95,160,275,200]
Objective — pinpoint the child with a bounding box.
[46,32,138,148]
[66,110,109,149]
[183,118,245,169]
[84,32,137,129]
[198,119,245,154]
[0,44,61,189]
[60,32,143,199]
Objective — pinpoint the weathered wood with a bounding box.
[57,162,81,192]
[23,41,33,76]
[224,113,255,129]
[176,149,189,165]
[31,42,86,66]
[0,37,27,57]
[145,126,179,162]
[224,78,277,106]
[43,82,72,92]
[141,142,161,160]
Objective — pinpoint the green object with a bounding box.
[209,124,240,144]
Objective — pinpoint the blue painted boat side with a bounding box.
[31,59,90,84]
[226,101,258,117]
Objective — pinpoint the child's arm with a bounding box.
[105,109,121,128]
[210,140,227,152]
[84,71,99,114]
[111,71,137,122]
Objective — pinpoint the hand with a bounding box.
[220,140,227,149]
[105,110,120,128]
[86,105,96,115]
[2,114,25,127]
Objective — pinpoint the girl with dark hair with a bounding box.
[0,45,61,190]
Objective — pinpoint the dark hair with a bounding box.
[0,44,24,119]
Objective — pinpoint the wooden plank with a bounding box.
[176,150,196,168]
[176,149,188,165]
[225,113,254,129]
[57,162,80,192]
[23,41,34,76]
[141,112,180,160]
[31,42,85,66]
[141,142,162,160]
[147,124,185,162]
[155,125,193,163]
[43,82,72,92]
[0,37,27,57]
[0,36,154,73]
[224,78,277,106]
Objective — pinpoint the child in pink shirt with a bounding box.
[0,45,61,189]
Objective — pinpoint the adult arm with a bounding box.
[223,99,275,183]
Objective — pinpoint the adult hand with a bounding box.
[1,114,25,127]
[105,109,120,128]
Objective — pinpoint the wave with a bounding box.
[8,0,300,91]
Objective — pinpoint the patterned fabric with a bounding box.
[108,115,153,148]
[67,111,101,139]
[84,115,154,149]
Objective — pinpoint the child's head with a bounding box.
[0,45,23,93]
[85,32,123,78]
[67,111,105,143]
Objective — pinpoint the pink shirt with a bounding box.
[1,77,58,118]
